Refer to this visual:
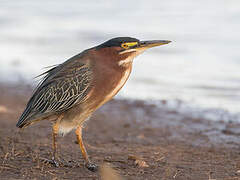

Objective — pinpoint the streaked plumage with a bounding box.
[16,37,171,171]
[17,55,93,128]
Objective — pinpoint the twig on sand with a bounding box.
[128,155,149,168]
[173,169,181,179]
[104,158,126,164]
[208,171,216,180]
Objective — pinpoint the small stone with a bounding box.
[137,134,145,139]
[0,105,8,113]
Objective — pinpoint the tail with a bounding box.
[16,106,34,128]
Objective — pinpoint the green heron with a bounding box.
[16,37,171,172]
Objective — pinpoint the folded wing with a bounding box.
[16,60,93,128]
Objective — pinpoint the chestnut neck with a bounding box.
[93,47,133,70]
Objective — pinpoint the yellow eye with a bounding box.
[121,42,138,49]
[121,43,129,49]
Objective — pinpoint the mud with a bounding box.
[0,83,240,180]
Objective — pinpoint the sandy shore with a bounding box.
[0,83,240,180]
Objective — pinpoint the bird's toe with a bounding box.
[85,162,98,172]
[40,157,60,167]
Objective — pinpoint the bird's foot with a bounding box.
[40,157,59,167]
[85,162,98,172]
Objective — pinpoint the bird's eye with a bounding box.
[121,43,129,49]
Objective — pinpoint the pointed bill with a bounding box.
[138,40,171,49]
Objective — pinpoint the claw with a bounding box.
[40,157,59,167]
[51,159,60,167]
[85,162,98,172]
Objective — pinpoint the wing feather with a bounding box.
[16,59,93,128]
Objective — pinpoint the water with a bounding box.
[0,0,240,116]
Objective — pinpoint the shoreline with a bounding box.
[1,82,240,179]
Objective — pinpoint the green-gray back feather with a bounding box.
[16,53,93,128]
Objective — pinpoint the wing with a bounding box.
[16,59,93,128]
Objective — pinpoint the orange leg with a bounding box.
[51,122,59,167]
[75,126,98,172]
[48,114,63,167]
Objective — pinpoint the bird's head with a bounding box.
[96,37,171,66]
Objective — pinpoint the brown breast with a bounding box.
[84,48,133,111]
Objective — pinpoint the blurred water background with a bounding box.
[0,0,240,120]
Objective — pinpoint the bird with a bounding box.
[16,37,171,172]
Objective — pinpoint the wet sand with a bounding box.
[0,83,240,180]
